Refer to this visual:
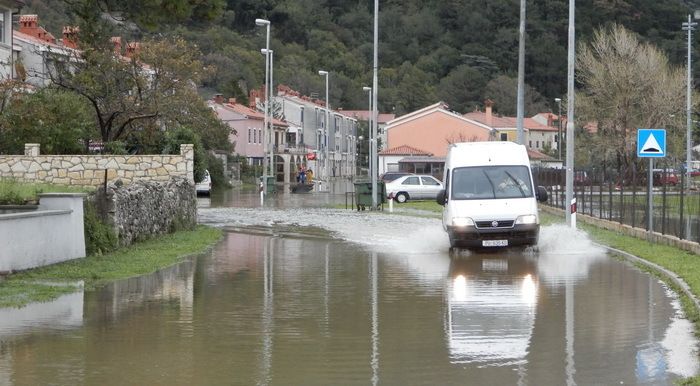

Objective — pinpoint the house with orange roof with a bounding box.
[378,144,439,176]
[464,100,559,155]
[209,94,288,167]
[385,101,494,158]
[0,1,24,80]
[12,14,78,86]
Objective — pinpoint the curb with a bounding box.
[600,244,700,313]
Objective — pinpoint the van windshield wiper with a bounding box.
[504,171,527,197]
[482,170,496,198]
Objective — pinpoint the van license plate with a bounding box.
[482,240,508,247]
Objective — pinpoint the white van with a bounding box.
[437,141,548,249]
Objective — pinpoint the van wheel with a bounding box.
[395,192,408,203]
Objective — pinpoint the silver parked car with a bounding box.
[385,174,444,203]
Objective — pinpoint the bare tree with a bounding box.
[577,24,690,173]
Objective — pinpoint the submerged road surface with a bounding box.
[0,189,697,385]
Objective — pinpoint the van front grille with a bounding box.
[475,220,515,229]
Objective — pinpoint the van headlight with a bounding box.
[452,217,475,227]
[515,215,538,225]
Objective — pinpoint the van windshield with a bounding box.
[451,165,533,200]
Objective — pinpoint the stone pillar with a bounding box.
[24,143,40,156]
[180,144,194,183]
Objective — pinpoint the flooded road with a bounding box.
[0,188,698,385]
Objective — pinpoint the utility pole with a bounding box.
[371,0,379,209]
[516,0,527,145]
[683,15,697,188]
[565,0,576,228]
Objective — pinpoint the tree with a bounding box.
[483,75,549,117]
[47,37,231,152]
[0,88,95,154]
[576,24,688,172]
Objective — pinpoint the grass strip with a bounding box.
[0,225,222,308]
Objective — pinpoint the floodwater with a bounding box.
[0,187,698,385]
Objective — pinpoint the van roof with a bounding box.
[446,141,529,167]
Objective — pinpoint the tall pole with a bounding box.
[364,87,373,179]
[371,0,379,209]
[556,97,562,160]
[319,70,330,182]
[326,73,330,181]
[516,0,527,145]
[268,50,275,177]
[256,19,271,178]
[683,15,697,188]
[565,0,576,228]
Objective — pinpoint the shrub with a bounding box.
[83,200,117,255]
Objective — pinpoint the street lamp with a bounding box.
[371,0,379,209]
[255,18,271,177]
[261,48,274,177]
[683,15,698,188]
[555,97,562,160]
[318,70,330,181]
[363,86,373,180]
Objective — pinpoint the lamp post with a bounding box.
[261,48,274,177]
[564,0,576,228]
[363,86,373,181]
[255,18,271,178]
[516,0,527,145]
[318,70,330,182]
[555,97,562,160]
[371,0,379,209]
[683,14,698,188]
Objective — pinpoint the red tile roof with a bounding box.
[527,148,555,160]
[220,102,288,127]
[379,145,433,156]
[464,111,558,132]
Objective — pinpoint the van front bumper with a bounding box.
[446,223,539,248]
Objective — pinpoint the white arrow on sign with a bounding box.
[640,133,662,154]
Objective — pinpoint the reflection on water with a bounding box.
[446,256,538,366]
[0,193,697,384]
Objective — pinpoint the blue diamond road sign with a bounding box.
[637,129,666,158]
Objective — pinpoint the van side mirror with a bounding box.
[436,189,446,206]
[536,186,548,202]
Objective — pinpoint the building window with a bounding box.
[500,133,507,141]
[248,128,251,143]
[0,13,4,44]
[253,129,257,144]
[536,140,540,148]
[259,129,262,144]
[529,141,532,148]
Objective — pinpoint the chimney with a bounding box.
[228,98,237,105]
[111,37,122,55]
[484,99,494,127]
[214,94,224,104]
[19,15,38,31]
[62,26,79,49]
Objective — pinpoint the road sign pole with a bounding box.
[648,158,653,233]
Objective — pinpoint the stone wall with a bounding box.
[0,143,194,186]
[96,177,197,246]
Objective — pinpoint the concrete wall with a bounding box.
[0,193,86,273]
[0,143,194,186]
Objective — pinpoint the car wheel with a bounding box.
[395,192,408,203]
